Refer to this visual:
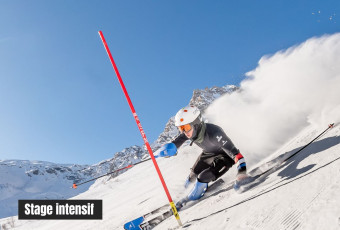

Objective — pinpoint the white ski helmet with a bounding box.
[175,106,201,127]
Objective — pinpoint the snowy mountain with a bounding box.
[189,85,238,111]
[0,159,114,219]
[0,160,84,218]
[0,84,236,219]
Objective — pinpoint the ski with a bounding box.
[125,159,303,230]
[138,209,173,230]
[123,179,225,230]
[124,163,289,230]
[123,204,169,230]
[133,176,265,229]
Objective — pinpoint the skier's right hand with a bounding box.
[155,143,177,158]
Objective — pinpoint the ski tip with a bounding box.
[124,216,144,230]
[72,183,77,189]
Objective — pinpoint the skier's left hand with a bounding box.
[155,143,177,158]
[236,172,248,182]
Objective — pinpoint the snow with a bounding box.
[1,123,339,230]
[1,33,340,230]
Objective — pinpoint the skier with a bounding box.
[157,105,247,210]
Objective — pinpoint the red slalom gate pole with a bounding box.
[98,31,182,226]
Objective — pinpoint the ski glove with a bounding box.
[155,143,177,158]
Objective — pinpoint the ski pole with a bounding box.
[72,158,153,189]
[283,123,335,163]
[98,31,182,227]
[253,123,335,178]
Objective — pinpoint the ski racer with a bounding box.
[157,105,247,209]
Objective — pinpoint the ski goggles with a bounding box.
[178,124,192,133]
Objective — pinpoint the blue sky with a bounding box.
[0,1,339,165]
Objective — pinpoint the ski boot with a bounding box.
[176,180,208,211]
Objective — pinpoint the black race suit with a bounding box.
[172,123,246,183]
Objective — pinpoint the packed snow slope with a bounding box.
[3,122,340,230]
[2,33,340,229]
